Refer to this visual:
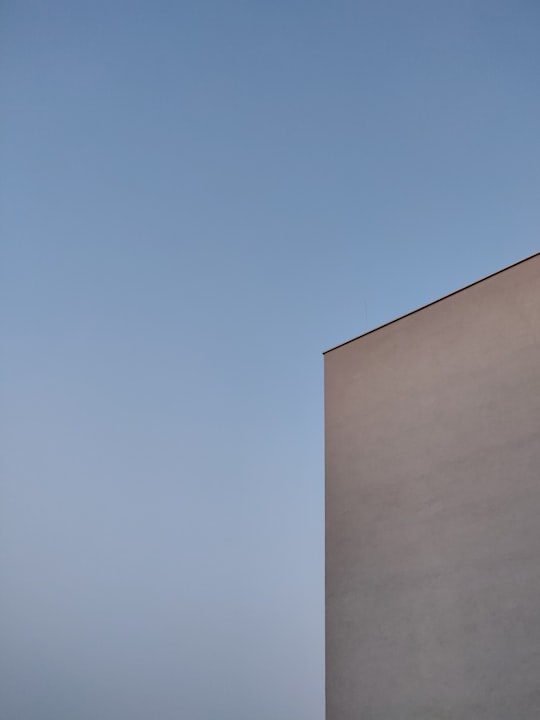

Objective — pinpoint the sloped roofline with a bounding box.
[323,251,540,355]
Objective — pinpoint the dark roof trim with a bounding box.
[323,251,540,355]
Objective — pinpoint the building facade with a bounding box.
[324,254,540,719]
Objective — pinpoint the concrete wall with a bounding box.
[324,254,540,720]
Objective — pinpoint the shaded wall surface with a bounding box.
[325,255,540,720]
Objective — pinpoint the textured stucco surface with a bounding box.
[325,255,540,720]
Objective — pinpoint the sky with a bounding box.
[1,2,539,719]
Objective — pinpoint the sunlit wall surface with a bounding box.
[325,254,540,720]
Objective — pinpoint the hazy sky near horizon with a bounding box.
[1,2,539,719]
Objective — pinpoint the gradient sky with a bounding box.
[1,2,539,719]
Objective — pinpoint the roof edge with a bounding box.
[322,251,540,355]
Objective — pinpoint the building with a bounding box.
[324,253,540,719]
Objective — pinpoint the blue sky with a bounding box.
[1,2,539,718]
